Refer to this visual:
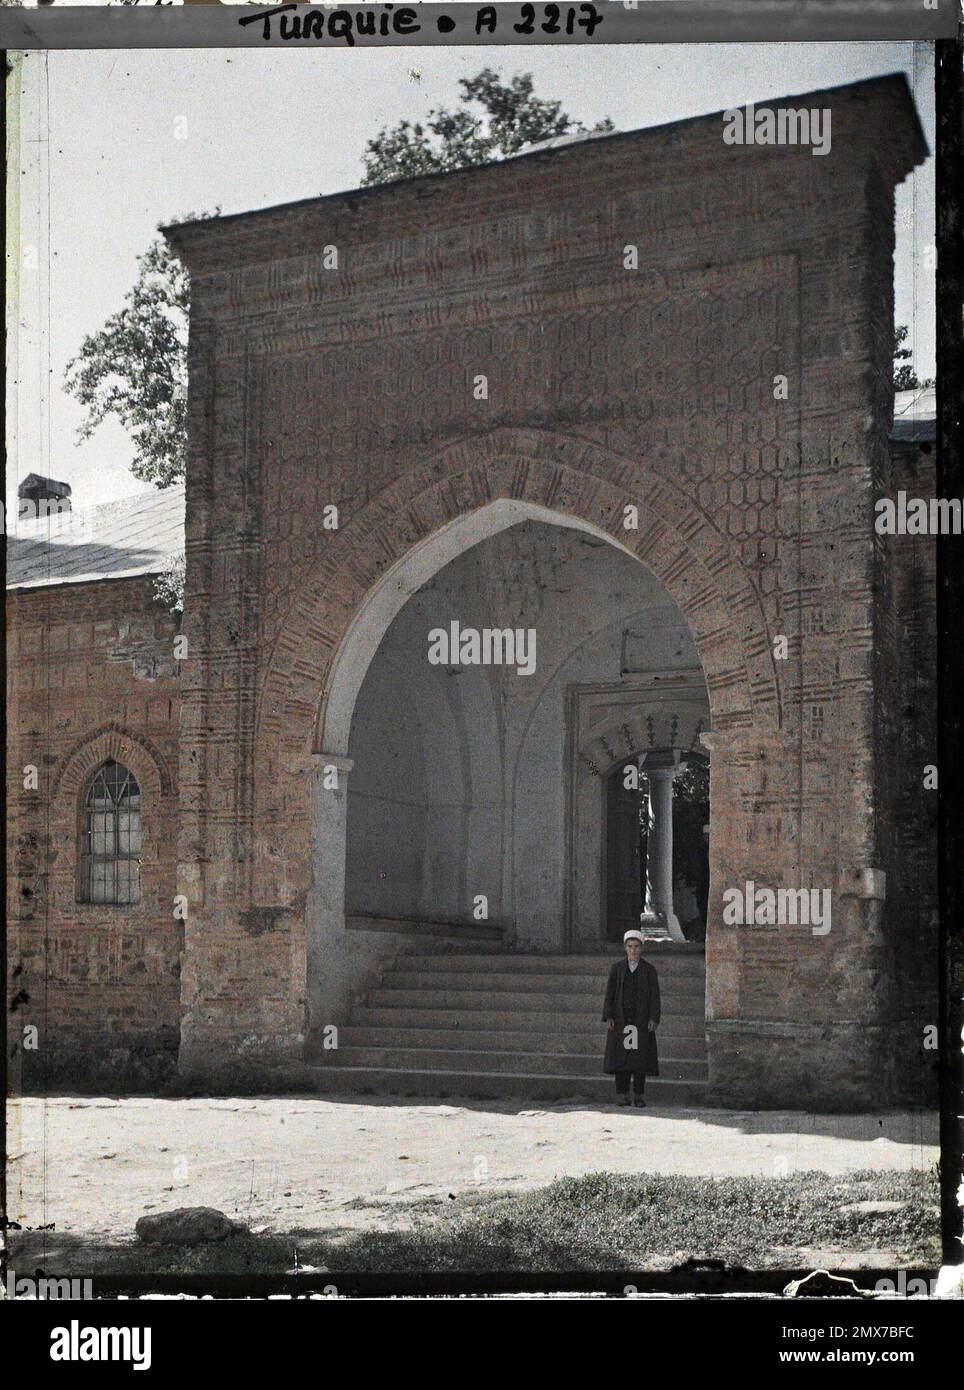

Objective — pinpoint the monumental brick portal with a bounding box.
[8,75,938,1108]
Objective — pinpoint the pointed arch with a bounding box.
[255,428,781,788]
[52,723,174,803]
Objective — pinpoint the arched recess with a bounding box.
[256,428,779,769]
[48,724,175,914]
[288,447,768,1022]
[341,514,706,942]
[344,569,506,926]
[322,498,646,759]
[251,428,780,924]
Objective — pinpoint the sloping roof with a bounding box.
[891,386,936,443]
[7,484,185,591]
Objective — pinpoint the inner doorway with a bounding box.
[604,752,710,943]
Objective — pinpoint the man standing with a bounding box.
[602,929,661,1106]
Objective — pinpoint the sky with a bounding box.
[6,40,936,520]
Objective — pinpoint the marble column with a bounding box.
[641,749,684,942]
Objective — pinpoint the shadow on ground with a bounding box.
[13,1084,941,1149]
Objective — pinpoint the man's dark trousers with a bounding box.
[614,1070,646,1097]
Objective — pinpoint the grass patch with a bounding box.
[320,1167,941,1272]
[16,1167,941,1278]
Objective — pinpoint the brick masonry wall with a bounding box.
[6,576,182,1088]
[890,438,940,1104]
[163,76,929,1103]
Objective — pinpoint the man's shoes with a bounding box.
[633,1096,646,1108]
[616,1095,631,1106]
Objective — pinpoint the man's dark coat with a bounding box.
[602,958,660,1076]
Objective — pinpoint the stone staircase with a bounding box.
[308,941,707,1104]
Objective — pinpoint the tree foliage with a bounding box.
[151,551,185,614]
[362,67,613,185]
[66,75,611,486]
[67,73,611,487]
[63,211,218,488]
[893,324,935,392]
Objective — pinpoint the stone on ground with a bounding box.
[135,1206,247,1244]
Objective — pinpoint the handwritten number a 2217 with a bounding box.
[514,5,604,37]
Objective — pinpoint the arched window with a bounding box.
[81,759,141,904]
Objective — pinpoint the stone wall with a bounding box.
[6,577,182,1088]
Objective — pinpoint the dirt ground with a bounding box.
[7,1095,938,1255]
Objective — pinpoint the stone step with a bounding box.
[353,1005,707,1033]
[346,914,507,945]
[336,1026,708,1057]
[319,1046,707,1080]
[307,1065,707,1105]
[385,967,705,991]
[370,985,704,1011]
[330,939,706,1103]
[402,952,705,973]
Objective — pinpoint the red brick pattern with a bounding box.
[7,578,182,1084]
[161,80,930,1100]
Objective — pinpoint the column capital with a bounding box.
[641,747,682,774]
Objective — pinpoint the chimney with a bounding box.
[18,473,72,520]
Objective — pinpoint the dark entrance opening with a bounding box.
[605,757,644,942]
[671,754,710,941]
[604,753,709,943]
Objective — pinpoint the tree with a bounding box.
[63,211,218,488]
[361,67,613,185]
[893,324,935,392]
[637,756,709,941]
[65,72,612,485]
[152,552,185,614]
